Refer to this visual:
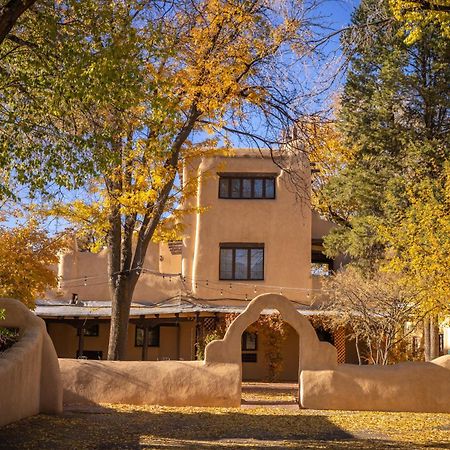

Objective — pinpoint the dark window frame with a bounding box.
[135,325,160,347]
[219,243,264,280]
[218,175,276,199]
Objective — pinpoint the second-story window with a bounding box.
[219,174,276,199]
[220,244,264,280]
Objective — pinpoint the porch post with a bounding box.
[175,313,180,360]
[77,322,85,358]
[194,312,200,360]
[142,324,149,361]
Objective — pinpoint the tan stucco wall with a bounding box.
[182,149,312,304]
[159,243,182,274]
[52,242,181,303]
[60,359,241,407]
[301,355,450,413]
[312,211,334,240]
[56,295,449,412]
[0,299,62,427]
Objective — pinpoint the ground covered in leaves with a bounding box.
[1,403,449,450]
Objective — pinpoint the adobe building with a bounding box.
[37,148,446,380]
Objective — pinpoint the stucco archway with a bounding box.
[205,293,338,373]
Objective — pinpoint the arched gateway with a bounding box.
[205,293,338,374]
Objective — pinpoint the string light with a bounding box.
[56,269,332,298]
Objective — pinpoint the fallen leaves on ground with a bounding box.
[0,403,448,450]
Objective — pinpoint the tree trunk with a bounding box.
[107,276,132,360]
[423,317,431,361]
[0,0,37,46]
[430,314,440,360]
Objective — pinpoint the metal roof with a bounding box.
[34,298,326,319]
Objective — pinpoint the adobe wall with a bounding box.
[51,243,181,303]
[60,359,241,407]
[301,356,450,413]
[57,294,449,412]
[0,299,63,427]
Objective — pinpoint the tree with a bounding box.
[308,0,448,361]
[378,165,450,359]
[0,0,148,203]
[390,0,450,43]
[320,268,423,364]
[0,220,65,309]
[44,0,320,360]
[314,0,449,270]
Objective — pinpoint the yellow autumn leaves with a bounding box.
[390,0,450,43]
[0,221,66,308]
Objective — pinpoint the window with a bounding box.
[135,326,160,347]
[311,239,333,276]
[220,244,264,280]
[242,331,258,351]
[77,323,99,337]
[219,175,276,199]
[76,350,103,360]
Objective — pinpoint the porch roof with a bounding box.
[34,298,326,319]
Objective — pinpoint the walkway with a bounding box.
[241,382,299,409]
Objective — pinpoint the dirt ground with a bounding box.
[1,383,449,449]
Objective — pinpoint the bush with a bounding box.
[0,327,19,352]
[0,309,19,352]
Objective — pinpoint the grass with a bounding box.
[0,403,449,449]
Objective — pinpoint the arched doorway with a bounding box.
[240,313,300,407]
[205,293,338,406]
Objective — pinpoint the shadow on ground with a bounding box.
[1,404,448,450]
